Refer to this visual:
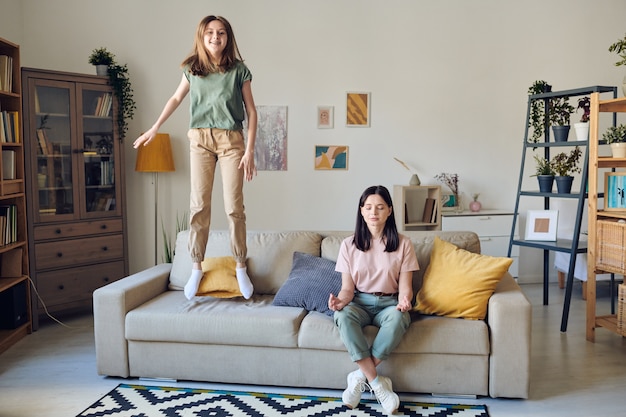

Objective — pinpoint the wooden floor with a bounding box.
[1,282,625,417]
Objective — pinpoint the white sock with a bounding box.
[236,267,254,299]
[184,269,203,300]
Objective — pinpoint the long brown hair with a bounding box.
[181,15,243,76]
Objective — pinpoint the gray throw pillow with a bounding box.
[272,251,342,316]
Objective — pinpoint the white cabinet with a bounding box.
[442,210,519,277]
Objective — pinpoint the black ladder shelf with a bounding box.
[507,85,617,332]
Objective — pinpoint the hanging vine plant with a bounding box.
[527,80,552,143]
[107,63,136,140]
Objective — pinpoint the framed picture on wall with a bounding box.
[314,145,348,170]
[317,106,334,129]
[525,210,559,241]
[346,92,371,127]
[604,172,626,211]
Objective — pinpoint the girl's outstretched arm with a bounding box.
[133,73,190,148]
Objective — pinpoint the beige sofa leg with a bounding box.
[558,271,565,289]
[582,281,587,300]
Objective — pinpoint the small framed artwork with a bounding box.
[315,145,348,170]
[525,210,559,241]
[604,172,626,210]
[317,106,334,129]
[346,92,371,127]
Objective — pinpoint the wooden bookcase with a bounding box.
[586,93,626,341]
[21,68,128,328]
[0,37,32,355]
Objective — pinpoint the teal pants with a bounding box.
[334,292,411,362]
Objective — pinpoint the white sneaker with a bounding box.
[370,376,400,415]
[341,370,368,409]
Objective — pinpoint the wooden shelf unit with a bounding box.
[393,185,441,231]
[586,94,626,342]
[0,37,31,355]
[21,68,128,328]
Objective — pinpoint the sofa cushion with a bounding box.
[415,236,513,320]
[196,257,242,298]
[272,252,342,316]
[298,311,489,355]
[170,230,323,295]
[126,291,307,348]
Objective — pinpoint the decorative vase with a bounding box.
[537,175,554,193]
[552,125,570,142]
[574,122,589,141]
[555,175,574,194]
[469,200,482,212]
[610,143,626,158]
[409,173,421,185]
[95,65,108,76]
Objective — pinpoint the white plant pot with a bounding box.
[610,143,626,158]
[574,122,589,141]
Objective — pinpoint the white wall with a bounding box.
[2,0,626,282]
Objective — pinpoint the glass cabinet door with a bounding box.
[30,79,76,222]
[78,85,120,218]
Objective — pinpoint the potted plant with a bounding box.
[88,47,115,76]
[574,96,590,141]
[434,172,461,211]
[532,153,555,193]
[87,48,136,140]
[602,124,626,158]
[608,33,626,96]
[551,146,582,193]
[549,96,575,142]
[527,80,552,144]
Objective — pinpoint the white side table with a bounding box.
[441,210,519,277]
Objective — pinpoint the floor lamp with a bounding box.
[135,133,175,265]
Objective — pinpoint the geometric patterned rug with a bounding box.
[76,384,490,417]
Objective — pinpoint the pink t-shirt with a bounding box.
[335,234,419,294]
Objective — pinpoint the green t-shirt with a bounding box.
[184,61,252,130]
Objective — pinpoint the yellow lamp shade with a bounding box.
[135,133,175,173]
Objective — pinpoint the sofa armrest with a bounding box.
[93,263,172,377]
[487,273,531,399]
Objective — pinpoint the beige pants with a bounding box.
[187,128,247,264]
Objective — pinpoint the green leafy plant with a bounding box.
[549,96,575,126]
[551,147,582,177]
[531,154,555,177]
[162,211,189,263]
[602,124,626,144]
[88,47,115,66]
[609,33,626,67]
[527,80,552,143]
[107,63,136,140]
[577,97,590,123]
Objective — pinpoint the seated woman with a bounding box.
[328,185,419,414]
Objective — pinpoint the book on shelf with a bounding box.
[36,129,53,155]
[0,111,20,143]
[422,198,436,223]
[0,204,17,246]
[0,54,13,93]
[430,201,438,223]
[2,149,15,180]
[93,93,112,117]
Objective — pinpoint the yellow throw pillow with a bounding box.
[415,236,513,320]
[197,257,243,298]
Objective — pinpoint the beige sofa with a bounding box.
[93,229,531,398]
